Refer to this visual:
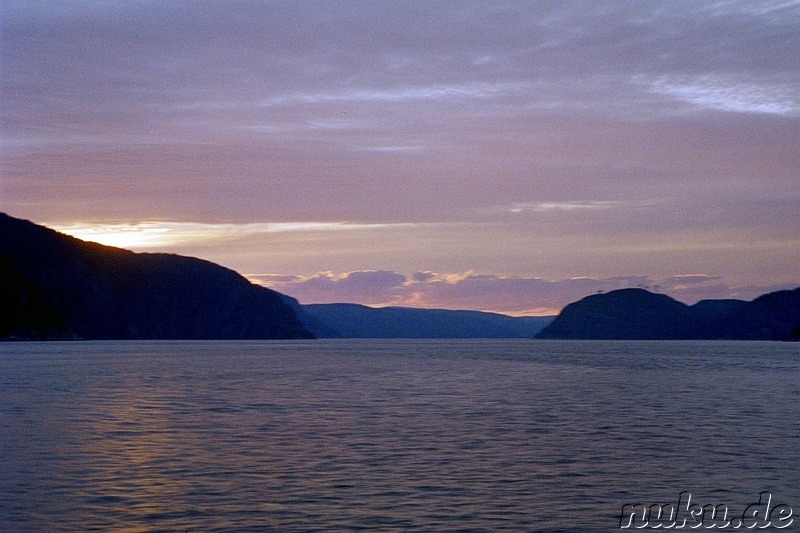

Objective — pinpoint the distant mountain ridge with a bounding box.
[1,213,312,340]
[535,288,800,341]
[298,303,553,338]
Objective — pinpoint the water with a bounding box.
[1,340,797,531]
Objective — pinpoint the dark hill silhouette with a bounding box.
[0,213,312,340]
[687,299,747,333]
[535,289,694,340]
[300,303,553,338]
[535,288,800,340]
[709,288,800,340]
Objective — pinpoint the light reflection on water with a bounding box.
[1,340,798,531]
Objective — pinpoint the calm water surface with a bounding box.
[1,340,798,531]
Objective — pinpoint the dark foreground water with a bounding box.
[1,340,797,531]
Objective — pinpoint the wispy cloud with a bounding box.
[499,199,660,215]
[647,75,799,116]
[508,200,621,213]
[262,82,528,107]
[305,118,374,130]
[354,145,423,154]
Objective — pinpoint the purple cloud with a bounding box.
[250,271,408,305]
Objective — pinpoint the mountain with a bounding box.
[707,288,800,340]
[535,288,800,341]
[0,213,312,340]
[301,303,553,338]
[534,289,694,340]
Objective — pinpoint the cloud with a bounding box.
[412,271,437,282]
[3,1,799,296]
[354,146,423,154]
[662,274,723,287]
[647,75,799,116]
[250,270,409,306]
[250,270,793,316]
[263,82,528,107]
[505,200,624,214]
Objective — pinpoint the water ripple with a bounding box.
[1,340,797,531]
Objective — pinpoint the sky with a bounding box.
[1,0,799,315]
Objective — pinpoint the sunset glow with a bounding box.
[53,223,177,249]
[51,221,421,249]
